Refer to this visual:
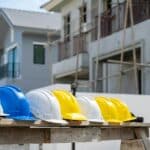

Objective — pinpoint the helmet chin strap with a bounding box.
[71,82,78,96]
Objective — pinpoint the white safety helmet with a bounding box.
[76,96,104,123]
[26,89,67,125]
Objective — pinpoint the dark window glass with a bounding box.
[8,47,18,78]
[64,14,71,40]
[33,44,45,64]
[80,3,87,23]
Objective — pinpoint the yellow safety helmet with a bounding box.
[52,90,87,121]
[110,97,136,122]
[95,96,121,123]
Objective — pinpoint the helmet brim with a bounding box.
[10,116,37,121]
[89,119,105,123]
[0,113,9,117]
[123,116,136,122]
[44,119,68,125]
[63,113,87,121]
[106,119,122,124]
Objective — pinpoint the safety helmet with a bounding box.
[109,97,136,122]
[0,85,36,121]
[52,90,87,121]
[76,96,104,123]
[26,89,67,125]
[95,96,121,123]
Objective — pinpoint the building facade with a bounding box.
[43,0,150,94]
[0,8,61,92]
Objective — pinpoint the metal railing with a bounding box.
[58,33,87,61]
[58,40,71,61]
[0,63,20,79]
[73,34,87,56]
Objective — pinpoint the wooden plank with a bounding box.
[121,140,145,150]
[50,127,102,143]
[0,127,51,144]
[0,119,66,127]
[50,127,142,143]
[67,120,89,126]
[0,126,147,144]
[121,123,150,128]
[134,128,150,150]
[1,119,150,128]
[101,127,135,140]
[89,122,150,128]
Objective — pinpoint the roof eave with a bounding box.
[14,25,60,35]
[41,0,71,12]
[41,0,61,12]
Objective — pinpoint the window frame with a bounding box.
[7,46,17,78]
[33,42,46,65]
[79,3,87,24]
[63,13,71,41]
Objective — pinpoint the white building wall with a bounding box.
[0,144,29,150]
[60,0,92,56]
[29,144,71,150]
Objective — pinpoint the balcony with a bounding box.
[91,0,150,40]
[0,63,20,79]
[53,33,88,79]
[52,53,89,79]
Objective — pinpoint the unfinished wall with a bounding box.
[89,20,150,94]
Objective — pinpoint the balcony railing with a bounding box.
[58,40,71,61]
[73,34,87,56]
[92,0,150,39]
[0,63,20,79]
[58,34,87,61]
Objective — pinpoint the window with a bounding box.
[0,50,3,64]
[64,14,71,41]
[33,44,45,64]
[80,3,87,24]
[103,0,112,11]
[7,47,18,78]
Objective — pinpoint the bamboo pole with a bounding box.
[94,0,101,92]
[97,67,134,81]
[107,60,150,68]
[129,0,139,94]
[119,0,129,92]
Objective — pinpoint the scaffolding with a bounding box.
[47,0,150,94]
[93,0,150,94]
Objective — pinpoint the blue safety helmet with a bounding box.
[0,85,36,121]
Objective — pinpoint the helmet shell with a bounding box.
[95,96,121,123]
[26,89,67,124]
[110,97,136,122]
[0,85,35,121]
[52,90,87,121]
[77,96,104,123]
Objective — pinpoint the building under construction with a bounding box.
[0,0,150,150]
[43,0,150,95]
